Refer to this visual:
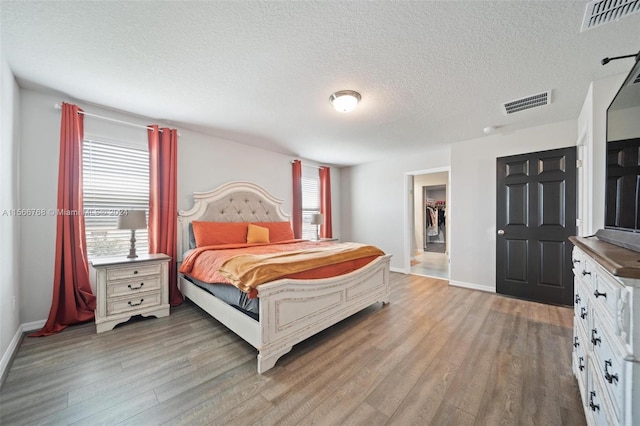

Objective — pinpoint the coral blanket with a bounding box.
[179,241,384,297]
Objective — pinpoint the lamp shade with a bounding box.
[310,213,324,225]
[117,210,147,230]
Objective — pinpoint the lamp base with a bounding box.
[127,229,138,258]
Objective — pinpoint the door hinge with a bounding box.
[577,159,583,168]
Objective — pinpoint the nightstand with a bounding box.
[91,253,170,333]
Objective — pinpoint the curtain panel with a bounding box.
[319,166,333,238]
[32,103,96,336]
[148,125,183,306]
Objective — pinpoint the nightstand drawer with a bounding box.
[107,263,162,281]
[107,276,161,298]
[107,291,162,316]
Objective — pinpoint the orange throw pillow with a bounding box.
[251,222,294,242]
[192,221,248,247]
[247,223,270,244]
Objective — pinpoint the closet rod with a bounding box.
[54,103,174,133]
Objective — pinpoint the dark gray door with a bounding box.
[496,147,577,306]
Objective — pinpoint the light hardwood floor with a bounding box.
[0,273,586,425]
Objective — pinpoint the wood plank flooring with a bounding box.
[0,273,586,425]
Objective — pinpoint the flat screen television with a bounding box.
[605,54,640,234]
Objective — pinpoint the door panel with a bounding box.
[497,146,576,306]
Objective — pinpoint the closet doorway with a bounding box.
[407,169,449,279]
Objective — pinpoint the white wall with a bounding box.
[0,54,21,372]
[18,87,341,323]
[449,120,577,291]
[341,146,450,271]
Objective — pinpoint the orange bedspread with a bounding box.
[179,240,384,298]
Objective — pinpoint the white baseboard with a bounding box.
[21,319,46,332]
[390,266,408,274]
[449,280,495,293]
[1,319,46,385]
[0,326,23,384]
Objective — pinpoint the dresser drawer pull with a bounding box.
[589,391,600,412]
[128,299,144,307]
[580,307,587,319]
[593,290,607,299]
[573,259,581,264]
[127,283,144,290]
[604,360,619,384]
[578,356,585,371]
[575,294,581,304]
[133,270,138,275]
[573,336,580,348]
[582,270,591,276]
[591,329,601,346]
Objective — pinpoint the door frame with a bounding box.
[404,166,451,274]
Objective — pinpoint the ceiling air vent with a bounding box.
[502,91,551,115]
[581,0,640,32]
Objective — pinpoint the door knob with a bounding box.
[497,229,505,235]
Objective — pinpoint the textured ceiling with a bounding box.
[2,1,639,166]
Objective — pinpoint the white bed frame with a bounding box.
[177,181,391,373]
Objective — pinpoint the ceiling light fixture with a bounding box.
[329,90,361,113]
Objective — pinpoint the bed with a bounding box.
[177,181,391,373]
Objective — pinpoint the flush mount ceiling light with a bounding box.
[329,90,361,113]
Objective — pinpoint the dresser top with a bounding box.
[90,253,171,268]
[570,236,640,279]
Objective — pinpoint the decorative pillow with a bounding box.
[251,222,295,242]
[247,223,270,244]
[191,221,248,247]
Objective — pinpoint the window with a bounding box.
[83,139,149,258]
[301,167,320,240]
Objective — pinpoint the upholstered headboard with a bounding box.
[177,181,290,260]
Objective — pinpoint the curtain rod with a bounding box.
[291,160,326,170]
[54,103,176,134]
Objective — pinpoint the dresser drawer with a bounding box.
[573,323,588,403]
[592,268,621,327]
[106,263,163,281]
[587,359,615,426]
[591,316,624,422]
[106,291,162,316]
[106,275,161,298]
[574,282,590,334]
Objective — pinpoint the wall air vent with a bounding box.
[502,91,551,115]
[581,0,640,32]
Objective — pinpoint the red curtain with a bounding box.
[292,160,302,239]
[32,103,96,336]
[148,125,183,306]
[319,166,333,238]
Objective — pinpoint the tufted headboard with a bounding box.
[177,181,290,261]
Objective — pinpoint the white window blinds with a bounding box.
[82,139,149,258]
[301,175,320,240]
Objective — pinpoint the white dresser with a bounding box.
[570,236,640,426]
[91,253,171,333]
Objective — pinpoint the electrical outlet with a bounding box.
[12,296,16,312]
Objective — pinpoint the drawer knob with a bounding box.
[573,336,580,348]
[589,391,600,412]
[128,299,144,307]
[575,294,581,304]
[578,356,585,371]
[591,329,601,346]
[582,270,591,276]
[128,283,144,290]
[573,259,581,264]
[593,290,607,299]
[604,360,619,384]
[580,307,587,320]
[133,270,139,275]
